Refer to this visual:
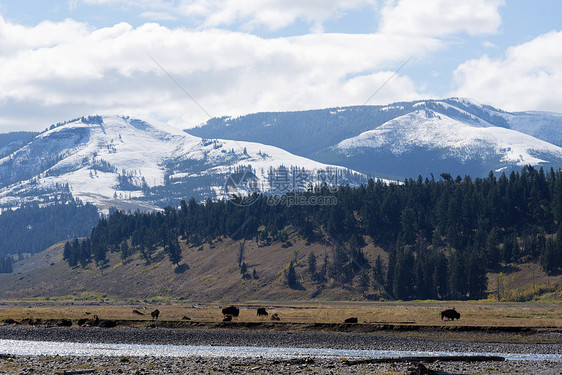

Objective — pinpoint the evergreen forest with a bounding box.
[63,166,562,300]
[0,199,100,260]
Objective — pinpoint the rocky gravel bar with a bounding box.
[0,326,560,374]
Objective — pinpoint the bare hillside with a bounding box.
[1,232,560,303]
[0,232,385,302]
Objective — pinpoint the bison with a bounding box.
[223,315,232,322]
[270,313,280,321]
[344,317,358,323]
[440,308,460,321]
[257,307,268,316]
[132,309,144,316]
[56,319,72,327]
[99,319,117,328]
[151,309,160,320]
[222,306,240,317]
[77,318,89,326]
[79,315,100,327]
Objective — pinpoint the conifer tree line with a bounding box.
[64,166,562,300]
[0,198,100,260]
[0,256,13,273]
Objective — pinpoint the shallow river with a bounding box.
[0,339,561,361]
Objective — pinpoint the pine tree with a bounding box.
[307,252,317,279]
[120,241,130,260]
[386,246,397,293]
[502,236,514,265]
[286,261,297,288]
[466,253,487,298]
[541,238,557,274]
[165,235,183,266]
[317,253,328,283]
[372,255,385,294]
[63,241,77,267]
[486,229,499,269]
[358,270,370,296]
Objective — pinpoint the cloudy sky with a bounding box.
[0,0,561,132]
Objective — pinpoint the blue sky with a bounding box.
[0,0,561,132]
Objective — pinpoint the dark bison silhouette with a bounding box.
[132,309,144,316]
[223,315,232,322]
[441,308,460,321]
[257,308,268,316]
[222,306,240,317]
[270,313,280,321]
[151,309,160,320]
[344,317,358,323]
[99,319,117,328]
[78,315,100,327]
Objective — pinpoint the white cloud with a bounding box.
[453,30,562,112]
[378,0,504,37]
[0,15,90,52]
[0,16,437,132]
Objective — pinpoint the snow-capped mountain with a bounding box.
[3,98,562,213]
[0,116,366,212]
[188,98,562,178]
[324,108,562,178]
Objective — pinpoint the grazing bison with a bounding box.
[441,309,461,321]
[270,313,280,321]
[223,315,232,322]
[181,316,191,320]
[56,319,72,327]
[77,318,88,326]
[222,306,240,317]
[344,317,358,323]
[257,308,268,316]
[132,309,144,316]
[99,320,117,328]
[79,315,100,327]
[151,309,160,320]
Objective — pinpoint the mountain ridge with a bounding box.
[0,115,366,213]
[2,98,562,213]
[187,98,562,178]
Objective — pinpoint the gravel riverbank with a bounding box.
[0,354,561,375]
[0,326,560,374]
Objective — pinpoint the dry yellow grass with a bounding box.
[0,300,560,328]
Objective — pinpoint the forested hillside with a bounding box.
[64,166,562,300]
[0,198,100,259]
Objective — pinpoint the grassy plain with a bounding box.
[1,300,560,328]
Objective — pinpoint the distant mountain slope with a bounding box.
[323,109,562,178]
[0,131,38,158]
[0,116,365,212]
[187,98,562,178]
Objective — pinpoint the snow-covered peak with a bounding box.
[335,109,562,166]
[0,115,367,212]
